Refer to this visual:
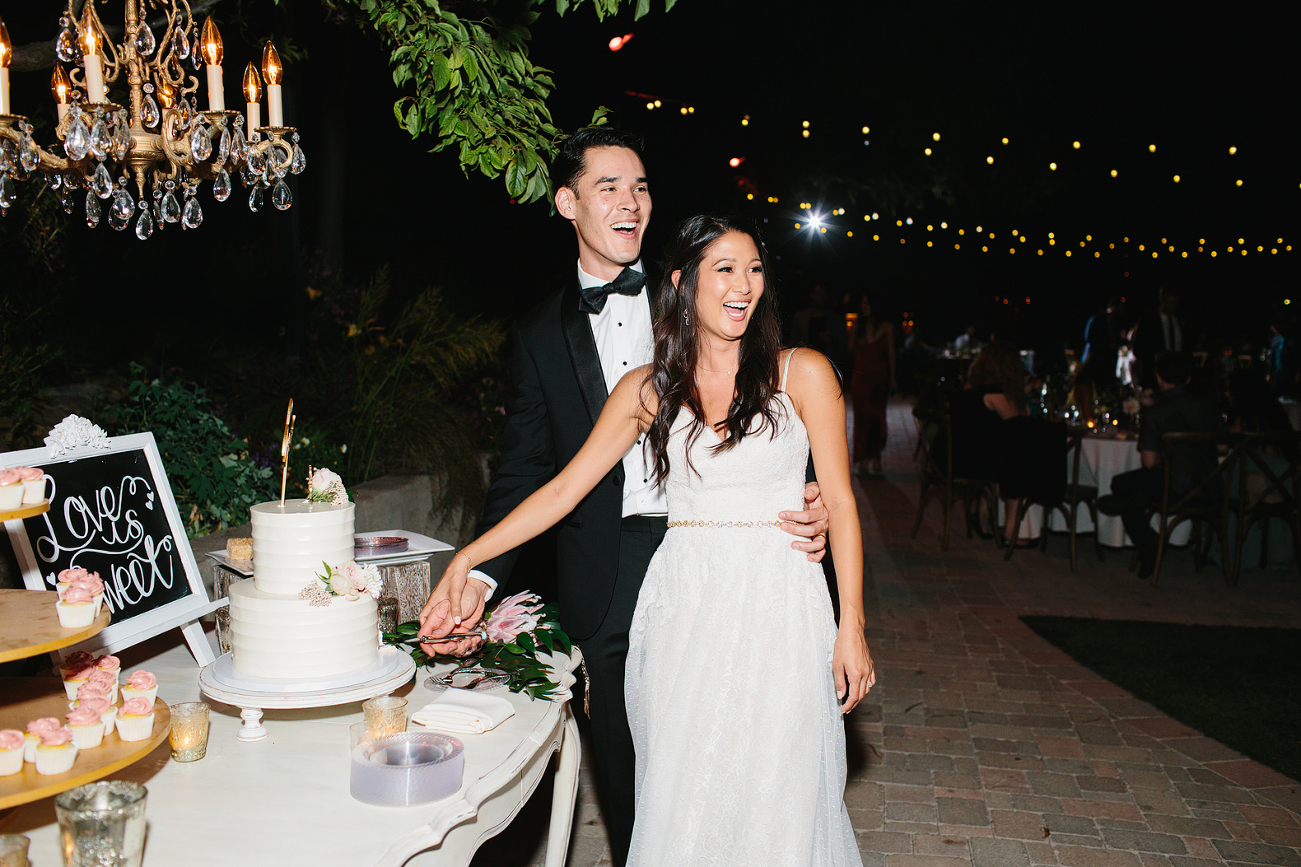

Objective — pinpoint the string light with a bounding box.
[741,115,750,126]
[1049,162,1057,171]
[925,147,932,155]
[1229,146,1237,154]
[1149,144,1157,152]
[1173,175,1181,183]
[1073,141,1081,149]
[861,126,870,134]
[1236,179,1244,186]
[1110,169,1118,177]
[1002,137,1010,145]
[986,156,994,164]
[933,132,941,141]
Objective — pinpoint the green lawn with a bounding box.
[1020,617,1301,783]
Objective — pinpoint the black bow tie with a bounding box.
[579,267,646,315]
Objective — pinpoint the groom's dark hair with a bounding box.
[551,126,647,196]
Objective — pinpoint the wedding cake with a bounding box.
[227,470,381,681]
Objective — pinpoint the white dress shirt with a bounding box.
[1160,312,1182,351]
[470,260,665,598]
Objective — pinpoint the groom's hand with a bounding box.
[778,482,830,562]
[418,562,489,657]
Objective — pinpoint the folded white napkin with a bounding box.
[411,688,515,734]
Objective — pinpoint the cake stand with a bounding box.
[198,647,417,742]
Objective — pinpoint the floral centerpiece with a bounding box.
[386,591,572,699]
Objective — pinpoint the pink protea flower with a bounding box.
[483,592,544,643]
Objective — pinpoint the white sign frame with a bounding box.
[2,427,219,664]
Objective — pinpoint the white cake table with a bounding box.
[3,631,583,867]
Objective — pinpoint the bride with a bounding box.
[424,214,873,865]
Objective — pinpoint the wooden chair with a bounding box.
[1036,431,1105,570]
[1231,431,1301,584]
[1149,432,1241,586]
[911,407,998,551]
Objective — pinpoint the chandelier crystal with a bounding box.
[0,0,304,237]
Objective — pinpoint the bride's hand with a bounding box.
[418,552,488,657]
[832,627,875,714]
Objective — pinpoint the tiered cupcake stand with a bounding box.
[0,502,171,811]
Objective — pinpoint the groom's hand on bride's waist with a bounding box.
[779,482,830,562]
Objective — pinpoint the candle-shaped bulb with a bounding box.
[242,62,262,102]
[156,76,176,108]
[261,41,282,85]
[81,19,99,56]
[51,64,71,103]
[0,18,12,69]
[199,17,222,65]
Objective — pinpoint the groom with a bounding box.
[419,126,828,866]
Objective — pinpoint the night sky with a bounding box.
[3,0,1296,368]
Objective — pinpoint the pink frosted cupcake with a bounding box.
[86,669,118,704]
[62,660,97,699]
[34,726,78,774]
[0,729,23,776]
[15,466,47,505]
[55,583,96,628]
[57,570,104,618]
[0,468,22,510]
[115,698,155,742]
[65,705,105,749]
[75,694,116,736]
[95,654,121,681]
[24,717,61,763]
[120,670,157,706]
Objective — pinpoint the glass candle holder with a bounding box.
[349,720,374,753]
[377,596,400,635]
[169,701,211,762]
[362,695,407,738]
[214,606,232,654]
[0,834,30,867]
[54,782,147,867]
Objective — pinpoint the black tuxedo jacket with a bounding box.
[475,268,657,641]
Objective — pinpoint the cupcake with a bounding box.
[15,466,47,505]
[57,569,105,618]
[0,469,22,510]
[95,654,121,681]
[60,651,95,678]
[34,727,78,775]
[24,717,61,763]
[115,698,155,742]
[75,694,116,736]
[65,706,105,749]
[62,660,97,700]
[85,670,119,704]
[0,729,23,776]
[55,583,96,628]
[120,670,158,706]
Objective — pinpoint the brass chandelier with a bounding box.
[0,0,303,239]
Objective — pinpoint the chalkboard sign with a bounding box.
[3,425,219,663]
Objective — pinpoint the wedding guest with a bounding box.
[1082,296,1125,367]
[953,324,979,351]
[948,342,1026,537]
[416,128,828,867]
[1098,350,1222,576]
[1133,287,1187,389]
[849,296,895,476]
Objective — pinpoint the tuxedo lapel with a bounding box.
[561,281,608,425]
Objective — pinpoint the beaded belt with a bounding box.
[666,519,782,528]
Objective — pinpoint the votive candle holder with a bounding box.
[362,695,407,738]
[169,701,211,762]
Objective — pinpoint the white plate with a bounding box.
[205,529,454,576]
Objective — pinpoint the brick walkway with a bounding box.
[476,398,1301,867]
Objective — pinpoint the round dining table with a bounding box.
[1008,430,1193,547]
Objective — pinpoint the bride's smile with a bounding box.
[693,230,765,343]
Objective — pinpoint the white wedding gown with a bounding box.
[625,354,863,867]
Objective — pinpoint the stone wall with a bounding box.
[0,473,465,596]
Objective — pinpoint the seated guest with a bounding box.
[954,324,980,352]
[1098,350,1223,576]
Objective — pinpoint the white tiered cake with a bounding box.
[227,498,380,680]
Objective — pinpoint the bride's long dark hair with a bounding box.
[645,215,784,486]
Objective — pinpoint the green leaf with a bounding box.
[433,54,451,90]
[462,50,480,82]
[634,0,650,19]
[517,631,535,651]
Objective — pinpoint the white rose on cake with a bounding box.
[306,467,349,506]
[326,561,382,600]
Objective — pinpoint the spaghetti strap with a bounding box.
[779,348,796,393]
